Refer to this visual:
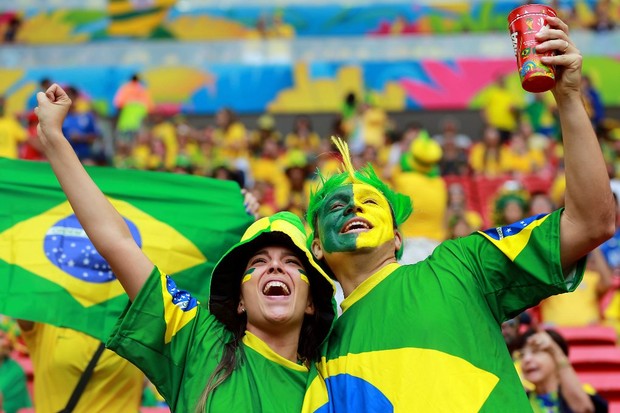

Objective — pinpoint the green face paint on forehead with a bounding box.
[241,267,255,284]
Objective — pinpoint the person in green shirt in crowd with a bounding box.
[33,84,336,412]
[0,317,31,413]
[302,16,615,413]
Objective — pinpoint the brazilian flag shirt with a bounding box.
[303,210,585,413]
[107,267,310,412]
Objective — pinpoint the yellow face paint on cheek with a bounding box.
[353,184,394,249]
[241,268,255,284]
[300,269,309,285]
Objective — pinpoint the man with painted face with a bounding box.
[302,16,616,413]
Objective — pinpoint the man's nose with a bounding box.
[344,201,362,215]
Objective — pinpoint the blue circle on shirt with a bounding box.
[44,214,142,283]
[315,374,393,413]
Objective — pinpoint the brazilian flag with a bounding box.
[0,158,253,341]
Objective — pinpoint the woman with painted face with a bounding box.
[33,84,336,412]
[515,329,608,413]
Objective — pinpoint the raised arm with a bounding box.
[535,17,615,272]
[35,84,153,300]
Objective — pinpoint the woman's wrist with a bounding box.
[555,355,571,370]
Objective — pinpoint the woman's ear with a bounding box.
[305,298,315,316]
[237,300,246,315]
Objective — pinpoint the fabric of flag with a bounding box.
[302,209,586,413]
[0,158,253,341]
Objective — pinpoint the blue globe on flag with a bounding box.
[44,214,142,283]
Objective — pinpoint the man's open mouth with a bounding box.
[341,218,373,234]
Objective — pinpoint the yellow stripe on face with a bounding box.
[353,184,395,249]
[300,270,309,285]
[241,268,255,284]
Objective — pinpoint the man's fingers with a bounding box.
[546,16,570,34]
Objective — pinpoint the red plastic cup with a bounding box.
[508,4,557,93]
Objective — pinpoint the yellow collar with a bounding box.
[341,263,401,313]
[242,331,309,372]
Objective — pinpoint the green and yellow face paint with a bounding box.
[316,183,394,254]
[307,137,412,258]
[299,269,310,285]
[241,267,255,284]
[242,258,310,284]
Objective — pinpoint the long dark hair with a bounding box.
[194,293,324,412]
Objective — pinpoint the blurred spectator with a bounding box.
[540,248,613,327]
[515,328,608,412]
[382,122,422,177]
[480,74,523,143]
[469,126,509,177]
[18,111,46,161]
[518,119,559,178]
[393,134,446,263]
[212,162,245,189]
[250,136,288,213]
[590,1,616,31]
[433,116,472,151]
[0,96,27,159]
[285,115,321,154]
[434,117,471,176]
[492,185,528,226]
[61,86,100,162]
[250,114,281,155]
[503,130,546,176]
[2,15,21,43]
[599,193,620,271]
[269,12,295,38]
[213,107,248,160]
[523,92,558,139]
[0,316,31,413]
[17,321,143,413]
[113,73,153,153]
[27,78,53,111]
[359,96,387,151]
[444,182,483,233]
[502,316,523,355]
[528,192,556,216]
[283,150,311,219]
[150,111,177,170]
[341,92,358,125]
[173,116,199,171]
[446,214,473,239]
[581,75,605,133]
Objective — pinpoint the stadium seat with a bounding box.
[556,326,618,347]
[610,400,620,413]
[471,175,510,227]
[569,346,620,372]
[519,174,552,195]
[140,408,171,413]
[578,371,620,401]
